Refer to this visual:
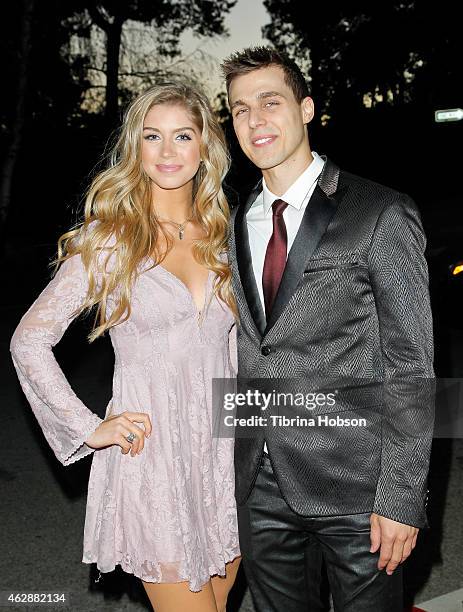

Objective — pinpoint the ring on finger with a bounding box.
[126,432,137,444]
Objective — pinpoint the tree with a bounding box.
[263,1,463,118]
[0,0,35,241]
[65,0,237,126]
[262,0,352,114]
[0,0,237,240]
[262,1,463,202]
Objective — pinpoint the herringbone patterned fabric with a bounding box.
[229,159,435,527]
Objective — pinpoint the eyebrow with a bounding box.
[142,126,196,132]
[230,91,286,110]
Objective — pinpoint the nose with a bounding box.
[160,140,175,158]
[248,107,266,129]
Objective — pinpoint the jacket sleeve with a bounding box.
[368,195,435,527]
[10,254,104,466]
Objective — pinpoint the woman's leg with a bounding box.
[141,579,218,612]
[211,556,242,612]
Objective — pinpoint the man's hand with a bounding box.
[370,513,418,575]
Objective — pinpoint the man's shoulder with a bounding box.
[340,169,406,200]
[337,168,417,218]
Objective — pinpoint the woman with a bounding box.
[10,81,241,612]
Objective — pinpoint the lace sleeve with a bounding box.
[10,253,104,466]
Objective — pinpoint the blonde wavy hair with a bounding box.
[57,81,236,341]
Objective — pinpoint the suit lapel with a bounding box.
[264,158,346,335]
[234,180,266,336]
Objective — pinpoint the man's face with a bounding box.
[229,65,314,171]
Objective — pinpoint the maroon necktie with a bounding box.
[262,199,289,316]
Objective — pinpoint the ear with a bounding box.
[301,96,314,125]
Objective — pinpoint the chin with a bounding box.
[152,174,193,190]
[159,181,189,191]
[251,155,284,171]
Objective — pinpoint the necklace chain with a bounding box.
[156,214,194,240]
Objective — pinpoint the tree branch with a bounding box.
[87,5,110,32]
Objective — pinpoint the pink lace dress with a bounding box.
[10,252,240,591]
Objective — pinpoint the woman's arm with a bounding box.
[10,253,104,466]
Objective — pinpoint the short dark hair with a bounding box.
[221,46,310,103]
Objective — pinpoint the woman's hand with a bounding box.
[85,411,152,457]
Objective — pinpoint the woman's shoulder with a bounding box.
[63,219,118,280]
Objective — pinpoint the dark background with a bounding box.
[1,1,462,610]
[1,1,462,248]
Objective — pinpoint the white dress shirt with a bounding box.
[246,151,325,317]
[246,152,325,454]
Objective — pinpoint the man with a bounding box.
[221,47,434,611]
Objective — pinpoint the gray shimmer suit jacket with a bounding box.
[229,157,435,528]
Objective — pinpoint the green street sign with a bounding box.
[434,108,463,122]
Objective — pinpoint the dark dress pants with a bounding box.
[237,454,403,612]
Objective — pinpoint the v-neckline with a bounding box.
[157,264,212,314]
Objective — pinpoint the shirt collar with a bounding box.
[261,151,325,216]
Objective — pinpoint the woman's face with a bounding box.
[141,103,202,192]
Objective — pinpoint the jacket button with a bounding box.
[261,345,272,356]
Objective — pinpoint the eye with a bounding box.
[234,108,248,117]
[265,100,279,108]
[144,133,159,141]
[176,133,192,141]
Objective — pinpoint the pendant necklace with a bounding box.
[156,215,194,240]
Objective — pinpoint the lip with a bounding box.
[251,135,277,147]
[156,164,183,173]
